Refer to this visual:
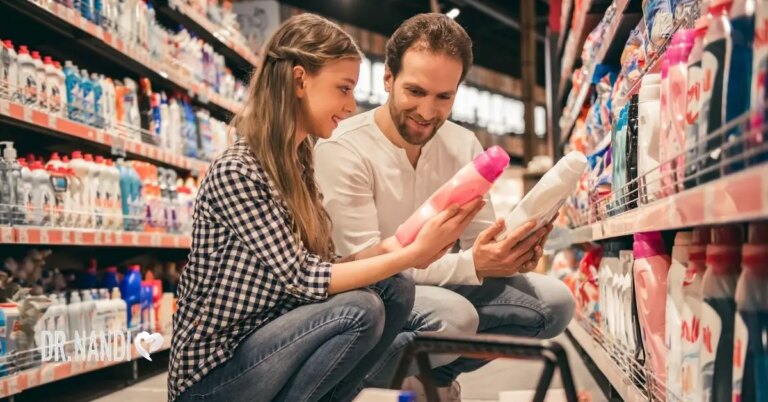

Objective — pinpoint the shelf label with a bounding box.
[17,229,28,244]
[61,230,72,244]
[23,106,33,123]
[6,375,18,395]
[0,100,9,116]
[41,365,55,384]
[111,137,127,158]
[1,227,12,243]
[47,113,58,130]
[74,230,84,245]
[151,233,161,247]
[39,229,49,244]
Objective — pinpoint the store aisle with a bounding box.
[92,333,603,402]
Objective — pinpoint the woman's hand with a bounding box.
[407,198,485,269]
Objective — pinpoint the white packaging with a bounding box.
[638,73,663,204]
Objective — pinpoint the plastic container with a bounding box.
[685,20,707,190]
[700,225,743,402]
[1,40,18,100]
[395,146,509,246]
[63,61,80,121]
[666,231,693,402]
[667,30,696,194]
[121,265,142,331]
[102,266,119,290]
[111,287,127,332]
[638,73,663,204]
[17,46,37,107]
[30,161,54,226]
[31,51,45,111]
[91,73,103,128]
[659,57,673,198]
[633,231,672,398]
[749,0,768,163]
[732,223,768,402]
[699,0,735,185]
[0,303,20,376]
[48,166,68,227]
[69,151,90,228]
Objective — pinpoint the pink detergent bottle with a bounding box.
[395,145,509,246]
[633,231,672,400]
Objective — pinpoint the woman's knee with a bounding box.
[378,271,416,312]
[537,278,576,339]
[333,289,387,339]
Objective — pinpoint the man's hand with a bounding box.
[472,219,552,279]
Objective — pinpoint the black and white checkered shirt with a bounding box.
[168,139,333,401]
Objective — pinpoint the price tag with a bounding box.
[23,106,33,123]
[47,113,58,130]
[61,230,72,244]
[74,230,84,245]
[40,365,54,383]
[111,137,126,158]
[0,100,9,116]
[39,229,49,244]
[93,231,102,245]
[131,232,139,246]
[1,228,12,243]
[151,233,161,247]
[17,228,28,244]
[6,375,18,395]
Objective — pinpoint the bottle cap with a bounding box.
[472,145,509,182]
[711,225,743,245]
[31,51,40,60]
[71,151,83,159]
[95,156,104,164]
[17,45,28,55]
[748,222,768,244]
[50,152,60,161]
[43,56,53,65]
[3,40,12,50]
[674,231,692,246]
[84,153,93,162]
[633,232,667,258]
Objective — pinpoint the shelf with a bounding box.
[1,226,191,249]
[151,0,259,77]
[0,332,171,398]
[5,1,244,121]
[567,320,646,402]
[558,0,642,141]
[0,99,210,175]
[566,162,768,243]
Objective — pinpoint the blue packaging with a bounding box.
[643,0,675,54]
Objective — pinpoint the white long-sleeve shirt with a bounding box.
[315,108,497,286]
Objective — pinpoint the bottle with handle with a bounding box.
[394,145,509,246]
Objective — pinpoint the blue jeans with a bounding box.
[176,273,415,402]
[365,273,575,387]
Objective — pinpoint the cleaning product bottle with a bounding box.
[599,240,622,340]
[667,30,696,194]
[145,272,162,333]
[101,76,116,130]
[121,265,142,331]
[700,225,742,402]
[124,78,141,139]
[30,161,54,226]
[43,57,59,115]
[117,159,132,230]
[151,92,162,145]
[53,61,66,117]
[69,151,90,228]
[159,92,170,150]
[67,291,82,341]
[63,61,80,121]
[395,145,509,246]
[17,46,37,107]
[48,166,68,227]
[79,69,94,126]
[138,77,154,136]
[140,282,152,331]
[1,41,18,102]
[0,142,21,225]
[105,159,121,230]
[659,57,673,199]
[93,156,107,229]
[30,51,45,112]
[724,0,757,174]
[620,249,638,353]
[633,231,672,400]
[168,96,182,154]
[638,73,663,204]
[80,290,96,339]
[91,73,103,128]
[82,259,99,289]
[18,158,33,224]
[749,0,768,163]
[733,223,768,402]
[84,154,98,227]
[699,0,735,185]
[666,231,693,402]
[501,151,587,238]
[111,287,127,331]
[102,266,119,290]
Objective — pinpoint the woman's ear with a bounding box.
[293,65,307,99]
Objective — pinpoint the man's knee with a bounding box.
[411,286,479,336]
[538,279,576,339]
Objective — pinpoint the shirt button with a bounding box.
[192,319,201,327]
[288,287,301,295]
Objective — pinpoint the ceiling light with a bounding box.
[446,8,460,19]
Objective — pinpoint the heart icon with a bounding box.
[134,331,164,361]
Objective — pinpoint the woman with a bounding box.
[169,13,483,402]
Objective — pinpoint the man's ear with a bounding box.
[383,65,394,93]
[293,65,307,98]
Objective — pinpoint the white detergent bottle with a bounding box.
[637,73,662,204]
[2,40,18,101]
[93,156,107,229]
[50,294,69,342]
[43,57,58,115]
[80,290,96,341]
[69,151,90,228]
[111,287,127,332]
[619,250,637,352]
[67,291,83,341]
[47,166,69,227]
[16,46,36,107]
[31,51,45,111]
[30,161,53,226]
[680,227,710,402]
[93,289,110,334]
[53,61,66,117]
[17,158,33,224]
[84,154,99,228]
[167,97,182,153]
[106,159,122,230]
[101,76,116,130]
[666,231,692,402]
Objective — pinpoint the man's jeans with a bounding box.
[175,273,414,402]
[365,273,576,387]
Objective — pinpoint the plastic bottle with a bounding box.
[182,98,199,158]
[18,158,33,224]
[106,159,122,230]
[667,30,696,194]
[1,40,18,101]
[724,0,757,174]
[52,61,66,117]
[733,223,768,402]
[90,73,103,128]
[48,166,68,227]
[79,69,94,126]
[659,57,673,199]
[633,231,672,399]
[685,18,709,191]
[140,282,152,331]
[124,78,140,138]
[121,265,142,331]
[67,291,83,340]
[101,76,116,130]
[619,250,638,352]
[0,142,20,225]
[749,0,768,163]
[93,289,111,334]
[63,61,80,121]
[50,294,69,341]
[138,77,153,136]
[69,151,90,228]
[102,266,119,290]
[638,73,663,204]
[159,92,170,150]
[30,161,54,226]
[599,241,622,341]
[699,0,734,185]
[80,0,93,22]
[111,287,127,331]
[93,156,107,229]
[145,272,162,333]
[80,290,96,339]
[151,93,162,145]
[117,159,132,230]
[17,46,37,107]
[168,96,182,154]
[666,231,692,402]
[395,146,509,246]
[43,57,58,115]
[700,225,742,402]
[30,51,46,111]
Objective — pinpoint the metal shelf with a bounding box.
[0,226,191,249]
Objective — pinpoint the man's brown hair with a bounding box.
[385,13,473,82]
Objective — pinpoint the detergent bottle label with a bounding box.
[732,313,748,402]
[699,302,722,402]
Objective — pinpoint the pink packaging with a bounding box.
[667,30,696,193]
[395,146,509,246]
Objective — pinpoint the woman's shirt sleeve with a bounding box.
[205,158,332,302]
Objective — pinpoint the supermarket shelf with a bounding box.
[558,0,642,140]
[2,226,191,249]
[567,320,645,402]
[0,332,172,398]
[566,162,768,243]
[152,0,259,76]
[0,99,210,175]
[5,0,244,120]
[565,225,594,244]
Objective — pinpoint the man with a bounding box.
[315,13,575,400]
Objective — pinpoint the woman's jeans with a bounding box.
[175,273,415,402]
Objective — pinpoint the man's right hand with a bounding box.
[472,219,550,279]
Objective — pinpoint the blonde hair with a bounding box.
[233,14,361,261]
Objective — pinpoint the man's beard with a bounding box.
[389,101,442,146]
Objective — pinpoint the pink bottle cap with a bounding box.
[633,232,667,258]
[748,223,768,244]
[472,145,509,182]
